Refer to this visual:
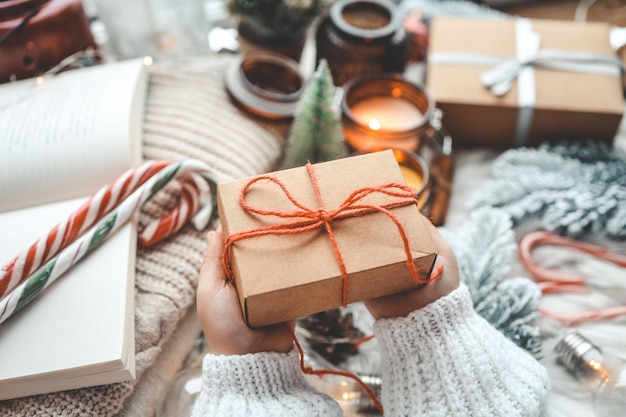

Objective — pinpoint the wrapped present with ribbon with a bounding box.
[217,150,438,328]
[426,16,624,148]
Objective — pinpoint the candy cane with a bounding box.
[0,159,218,325]
[519,231,626,325]
[0,160,171,299]
[139,172,209,247]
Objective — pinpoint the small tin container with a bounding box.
[316,0,408,85]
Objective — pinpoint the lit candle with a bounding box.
[350,96,424,132]
[397,156,429,211]
[341,75,434,152]
[399,164,423,190]
[355,147,431,211]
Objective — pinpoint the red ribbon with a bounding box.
[222,162,434,307]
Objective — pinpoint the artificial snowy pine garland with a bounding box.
[470,141,626,239]
[441,209,542,356]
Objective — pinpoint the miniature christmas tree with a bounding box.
[281,59,348,169]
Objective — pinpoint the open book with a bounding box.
[0,58,148,400]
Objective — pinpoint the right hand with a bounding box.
[364,214,460,320]
[196,227,295,356]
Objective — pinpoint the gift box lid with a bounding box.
[217,150,437,327]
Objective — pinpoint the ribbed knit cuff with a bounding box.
[191,348,343,417]
[374,284,549,417]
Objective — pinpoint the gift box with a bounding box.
[493,0,626,27]
[426,16,624,148]
[217,150,437,328]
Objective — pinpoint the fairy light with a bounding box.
[556,331,626,417]
[143,56,154,66]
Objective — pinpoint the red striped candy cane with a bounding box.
[0,160,170,299]
[519,231,626,325]
[0,159,217,325]
[139,172,209,247]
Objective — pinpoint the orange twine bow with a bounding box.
[222,162,433,307]
[221,162,444,415]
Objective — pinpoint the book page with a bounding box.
[0,198,136,399]
[0,60,146,398]
[0,59,147,213]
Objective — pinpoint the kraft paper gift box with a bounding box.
[426,16,624,148]
[493,0,626,27]
[217,150,437,328]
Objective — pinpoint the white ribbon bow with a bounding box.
[481,49,625,97]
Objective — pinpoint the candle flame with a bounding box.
[368,118,381,131]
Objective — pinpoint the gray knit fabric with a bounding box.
[193,349,344,417]
[374,285,549,417]
[190,286,550,417]
[0,55,283,416]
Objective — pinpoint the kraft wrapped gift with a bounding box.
[426,16,624,148]
[217,150,437,328]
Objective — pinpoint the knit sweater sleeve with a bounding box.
[190,348,343,417]
[373,283,550,417]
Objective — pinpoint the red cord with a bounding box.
[289,326,385,415]
[290,263,445,414]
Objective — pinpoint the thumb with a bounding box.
[198,228,227,299]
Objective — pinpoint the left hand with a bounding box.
[196,226,295,355]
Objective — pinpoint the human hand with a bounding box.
[364,214,460,320]
[196,227,294,355]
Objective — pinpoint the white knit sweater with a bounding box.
[191,284,550,417]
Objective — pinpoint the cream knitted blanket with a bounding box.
[0,55,284,416]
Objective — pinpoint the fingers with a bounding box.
[364,215,460,319]
[420,214,458,268]
[198,227,227,298]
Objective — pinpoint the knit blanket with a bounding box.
[0,55,284,417]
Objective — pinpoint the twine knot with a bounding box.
[316,208,333,225]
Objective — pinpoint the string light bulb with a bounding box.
[555,331,626,417]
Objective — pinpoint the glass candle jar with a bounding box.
[316,0,408,86]
[357,147,431,211]
[341,74,434,152]
[224,51,305,120]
